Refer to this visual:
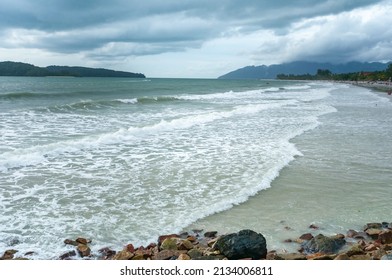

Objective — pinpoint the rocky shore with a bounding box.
[343,81,392,94]
[1,222,392,260]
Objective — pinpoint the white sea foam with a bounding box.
[116,98,138,104]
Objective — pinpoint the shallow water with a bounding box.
[187,85,392,252]
[0,77,390,258]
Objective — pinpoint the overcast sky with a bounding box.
[1,0,391,78]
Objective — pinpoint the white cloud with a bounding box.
[251,1,392,64]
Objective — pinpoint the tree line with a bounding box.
[277,64,392,81]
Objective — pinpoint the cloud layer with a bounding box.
[0,0,390,77]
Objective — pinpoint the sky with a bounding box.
[0,0,391,78]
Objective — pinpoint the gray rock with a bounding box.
[364,223,382,231]
[213,229,267,260]
[381,254,392,260]
[302,234,346,254]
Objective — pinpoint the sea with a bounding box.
[0,77,391,259]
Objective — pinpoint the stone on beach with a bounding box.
[77,244,91,258]
[213,229,267,260]
[0,249,18,260]
[112,249,134,260]
[4,221,392,260]
[160,238,178,251]
[378,230,392,244]
[302,234,346,254]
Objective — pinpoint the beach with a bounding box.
[1,78,391,260]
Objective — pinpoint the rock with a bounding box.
[213,229,267,260]
[193,255,223,260]
[358,239,367,247]
[76,237,90,245]
[178,239,194,250]
[308,254,336,260]
[277,253,307,260]
[59,250,76,260]
[160,238,178,251]
[187,248,203,259]
[299,233,314,241]
[381,254,392,260]
[365,228,383,239]
[346,229,358,238]
[334,253,350,260]
[24,251,35,256]
[381,222,389,228]
[369,249,388,260]
[364,244,379,252]
[112,250,134,260]
[187,236,197,243]
[126,244,135,253]
[204,231,218,238]
[309,224,319,230]
[350,254,371,260]
[154,250,182,260]
[345,244,364,257]
[364,223,382,231]
[146,243,157,249]
[98,247,116,260]
[1,249,18,260]
[378,230,392,244]
[131,254,145,260]
[353,232,367,239]
[178,253,191,260]
[134,247,155,259]
[389,223,392,230]
[64,239,79,246]
[158,234,180,246]
[77,244,91,258]
[302,234,346,254]
[207,238,219,248]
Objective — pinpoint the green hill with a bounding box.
[0,61,145,78]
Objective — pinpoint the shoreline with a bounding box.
[2,81,391,261]
[2,222,391,260]
[339,80,392,94]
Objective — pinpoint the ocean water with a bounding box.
[0,77,391,259]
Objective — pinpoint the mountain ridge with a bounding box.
[0,61,146,78]
[218,61,390,79]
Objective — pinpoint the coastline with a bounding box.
[1,81,391,261]
[340,80,392,94]
[2,222,391,260]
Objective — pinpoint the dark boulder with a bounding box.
[204,231,218,238]
[213,229,267,260]
[59,250,77,260]
[302,234,346,254]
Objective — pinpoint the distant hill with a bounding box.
[0,61,146,78]
[218,61,390,79]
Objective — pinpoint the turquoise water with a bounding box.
[187,85,392,252]
[0,77,391,258]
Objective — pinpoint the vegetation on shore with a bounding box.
[0,61,145,78]
[277,64,392,82]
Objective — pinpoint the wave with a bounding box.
[0,92,47,99]
[0,101,290,172]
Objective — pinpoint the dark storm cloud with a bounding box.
[1,0,390,76]
[0,0,382,53]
